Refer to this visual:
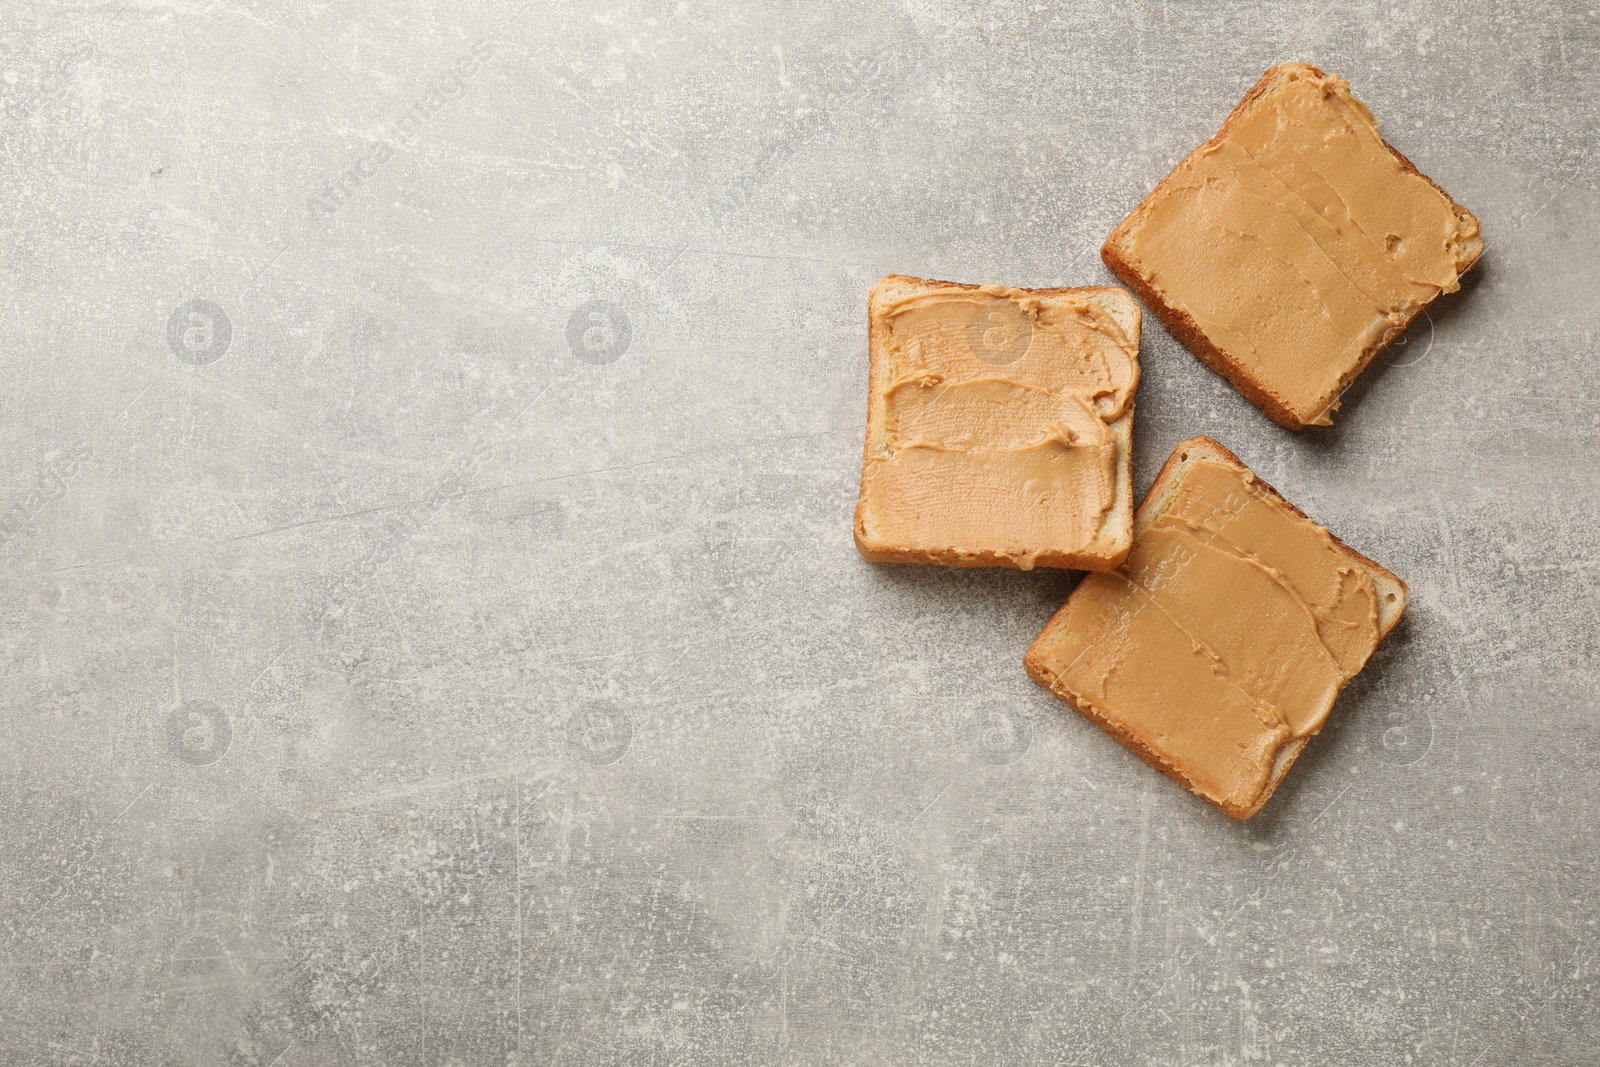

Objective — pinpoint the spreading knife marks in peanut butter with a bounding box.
[1116,66,1481,425]
[858,285,1139,568]
[1035,459,1381,811]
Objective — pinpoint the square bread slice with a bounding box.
[1102,62,1482,430]
[1024,436,1407,818]
[854,274,1141,571]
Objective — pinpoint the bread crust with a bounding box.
[1023,435,1408,818]
[854,274,1139,570]
[1101,62,1483,431]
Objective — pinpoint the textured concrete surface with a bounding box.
[2,1,1597,1064]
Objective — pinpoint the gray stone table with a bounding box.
[2,1,1596,1064]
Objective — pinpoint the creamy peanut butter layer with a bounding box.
[1026,445,1399,816]
[1103,63,1481,428]
[855,279,1140,570]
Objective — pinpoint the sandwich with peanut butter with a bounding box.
[1102,62,1482,430]
[854,274,1141,570]
[1025,437,1407,818]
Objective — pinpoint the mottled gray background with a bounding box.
[2,1,1595,1064]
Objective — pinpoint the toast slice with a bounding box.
[854,274,1141,571]
[1024,436,1407,818]
[1102,62,1482,430]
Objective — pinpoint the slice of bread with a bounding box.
[1024,436,1407,818]
[854,274,1141,570]
[1102,62,1483,430]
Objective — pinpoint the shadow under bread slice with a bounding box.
[1024,436,1407,818]
[854,274,1141,571]
[1102,62,1482,430]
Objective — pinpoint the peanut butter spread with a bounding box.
[856,284,1139,568]
[1114,65,1481,425]
[1030,457,1383,811]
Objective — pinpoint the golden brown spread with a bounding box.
[1031,457,1382,811]
[1116,65,1481,425]
[857,284,1138,568]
